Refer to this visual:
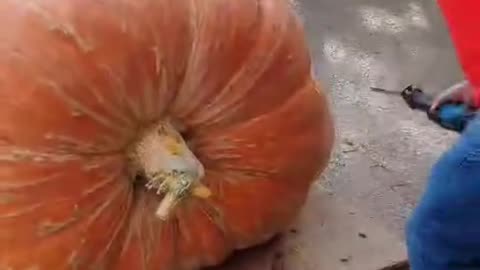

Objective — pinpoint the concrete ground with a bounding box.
[210,2,460,268]
[297,0,463,238]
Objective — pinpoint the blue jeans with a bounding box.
[406,115,480,270]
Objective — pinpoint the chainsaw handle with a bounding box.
[401,86,434,111]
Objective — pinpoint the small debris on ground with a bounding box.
[339,256,352,263]
[358,232,368,239]
[390,182,411,191]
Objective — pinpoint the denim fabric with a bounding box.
[406,114,480,270]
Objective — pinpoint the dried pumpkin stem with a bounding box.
[156,192,177,220]
[129,121,211,220]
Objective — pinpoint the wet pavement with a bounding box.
[298,0,463,237]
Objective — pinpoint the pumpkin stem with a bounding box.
[128,121,210,220]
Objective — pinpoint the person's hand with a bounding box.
[430,80,475,112]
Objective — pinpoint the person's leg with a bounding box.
[406,114,480,270]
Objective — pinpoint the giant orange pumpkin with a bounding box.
[0,0,334,269]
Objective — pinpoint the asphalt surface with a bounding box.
[297,0,463,237]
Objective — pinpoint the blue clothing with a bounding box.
[406,115,480,270]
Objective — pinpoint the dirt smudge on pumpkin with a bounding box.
[0,147,81,163]
[68,250,86,270]
[0,193,16,205]
[71,108,86,118]
[37,206,81,237]
[38,216,79,237]
[21,0,95,53]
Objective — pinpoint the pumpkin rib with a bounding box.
[0,177,131,269]
[182,80,331,256]
[170,79,321,259]
[183,0,264,120]
[191,76,316,148]
[80,183,132,269]
[177,0,269,122]
[1,2,136,144]
[170,0,200,115]
[90,197,132,269]
[97,64,144,124]
[182,0,309,131]
[146,0,194,121]
[191,79,333,251]
[118,194,147,264]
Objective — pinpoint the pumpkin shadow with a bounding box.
[205,235,286,270]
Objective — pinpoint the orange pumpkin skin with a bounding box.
[0,0,334,269]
